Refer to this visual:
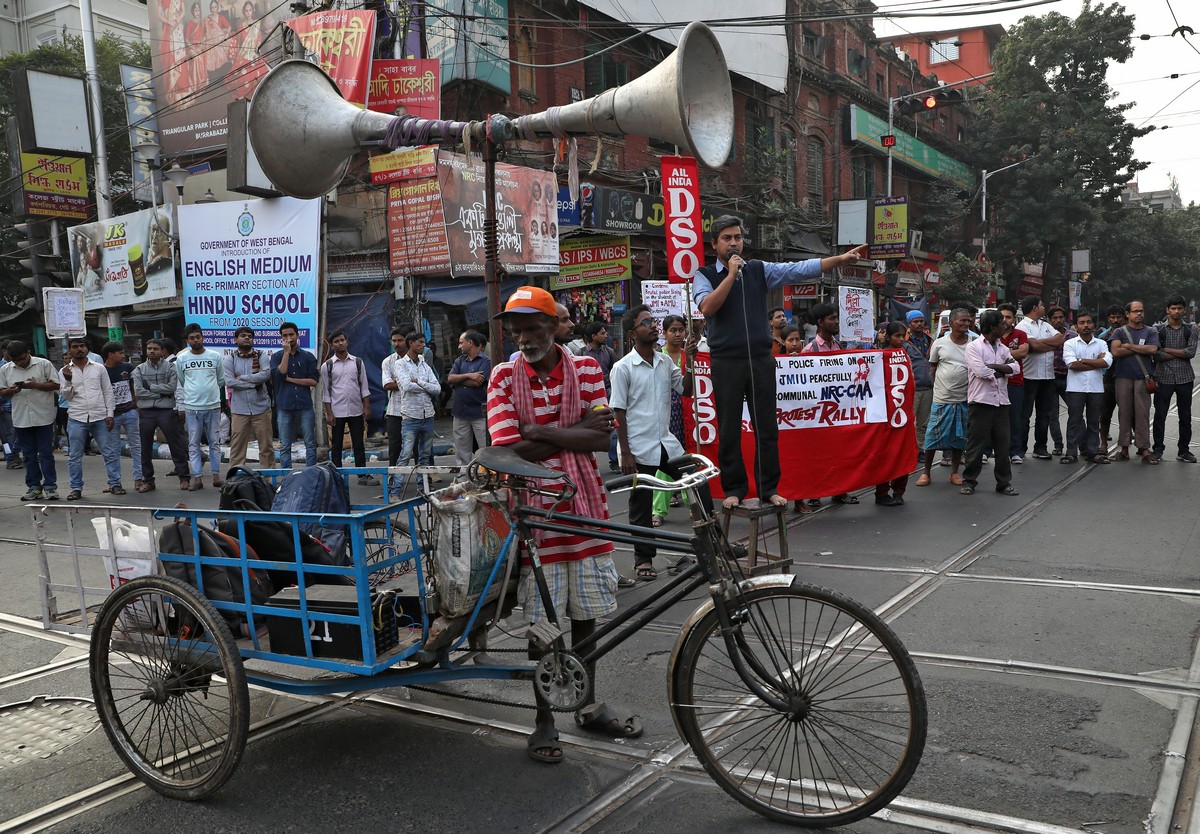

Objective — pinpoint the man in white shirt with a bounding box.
[1063,312,1113,464]
[1015,296,1065,460]
[611,304,711,581]
[396,331,441,467]
[59,337,118,500]
[381,327,408,471]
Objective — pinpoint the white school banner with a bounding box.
[178,198,321,351]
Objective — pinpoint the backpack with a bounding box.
[216,505,353,590]
[219,465,275,511]
[158,519,276,638]
[271,461,353,564]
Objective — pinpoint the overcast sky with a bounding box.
[874,0,1200,206]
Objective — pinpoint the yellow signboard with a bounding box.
[369,146,438,184]
[21,153,88,219]
[868,196,908,259]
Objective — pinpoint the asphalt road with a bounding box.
[2,398,1199,834]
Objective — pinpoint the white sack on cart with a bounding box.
[92,517,156,628]
[427,487,512,618]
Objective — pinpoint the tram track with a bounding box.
[3,439,1198,832]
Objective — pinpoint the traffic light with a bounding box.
[15,220,70,311]
[15,221,53,311]
[894,87,964,118]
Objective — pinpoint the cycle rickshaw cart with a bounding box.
[69,450,926,827]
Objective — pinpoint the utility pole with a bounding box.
[980,157,1036,257]
[78,0,112,221]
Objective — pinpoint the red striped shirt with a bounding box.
[486,355,613,564]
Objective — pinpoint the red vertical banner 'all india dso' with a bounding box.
[661,156,705,284]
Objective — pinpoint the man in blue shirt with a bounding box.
[270,321,319,468]
[446,330,491,470]
[691,215,866,508]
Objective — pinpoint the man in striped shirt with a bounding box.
[486,286,643,764]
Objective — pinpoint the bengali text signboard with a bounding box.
[869,196,909,259]
[366,59,440,118]
[838,286,875,346]
[22,153,88,219]
[437,152,558,275]
[285,10,376,108]
[386,147,451,274]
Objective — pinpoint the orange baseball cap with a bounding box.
[495,285,557,318]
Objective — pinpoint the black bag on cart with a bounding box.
[158,519,275,638]
[219,465,275,511]
[217,510,353,590]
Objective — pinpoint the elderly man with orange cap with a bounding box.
[485,286,643,764]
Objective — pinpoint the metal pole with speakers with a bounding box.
[248,20,734,360]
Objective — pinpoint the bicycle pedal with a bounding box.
[526,619,563,650]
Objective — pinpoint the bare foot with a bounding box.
[722,495,741,509]
[766,494,788,507]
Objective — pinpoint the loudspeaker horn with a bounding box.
[249,21,733,200]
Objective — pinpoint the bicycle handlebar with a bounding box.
[606,454,719,494]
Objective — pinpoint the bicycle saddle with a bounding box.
[471,446,566,481]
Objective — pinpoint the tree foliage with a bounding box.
[935,253,995,308]
[0,34,152,306]
[1086,205,1200,316]
[970,2,1149,299]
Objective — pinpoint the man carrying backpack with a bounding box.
[321,329,379,486]
[222,326,276,470]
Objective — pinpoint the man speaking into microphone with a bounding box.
[692,216,867,508]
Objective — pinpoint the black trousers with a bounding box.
[1020,378,1058,454]
[1066,391,1103,457]
[962,403,1012,489]
[1101,378,1117,441]
[386,415,404,465]
[629,446,713,566]
[138,408,188,482]
[1152,381,1194,456]
[711,352,780,500]
[331,414,366,467]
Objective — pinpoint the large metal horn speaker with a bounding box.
[249,21,733,200]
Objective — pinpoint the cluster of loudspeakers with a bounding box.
[247,21,735,200]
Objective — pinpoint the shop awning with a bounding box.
[782,230,831,260]
[422,277,526,324]
[122,308,184,322]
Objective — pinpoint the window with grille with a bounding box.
[781,131,797,199]
[517,27,536,98]
[851,150,876,199]
[584,42,627,98]
[929,38,959,64]
[807,137,825,217]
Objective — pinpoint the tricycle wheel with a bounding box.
[89,574,249,800]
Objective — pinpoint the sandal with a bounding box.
[996,485,1020,496]
[526,727,563,764]
[617,575,636,589]
[109,484,127,496]
[916,473,931,487]
[651,514,664,528]
[949,473,964,485]
[1090,454,1111,464]
[832,494,859,505]
[1059,455,1078,464]
[636,565,657,581]
[66,489,82,501]
[959,485,975,495]
[137,480,156,493]
[792,500,812,514]
[806,498,822,507]
[575,702,644,739]
[1113,449,1130,461]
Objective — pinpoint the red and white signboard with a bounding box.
[367,59,441,119]
[686,349,915,499]
[660,156,705,283]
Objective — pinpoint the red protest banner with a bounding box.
[367,59,440,119]
[285,10,375,108]
[687,348,915,499]
[660,156,705,283]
